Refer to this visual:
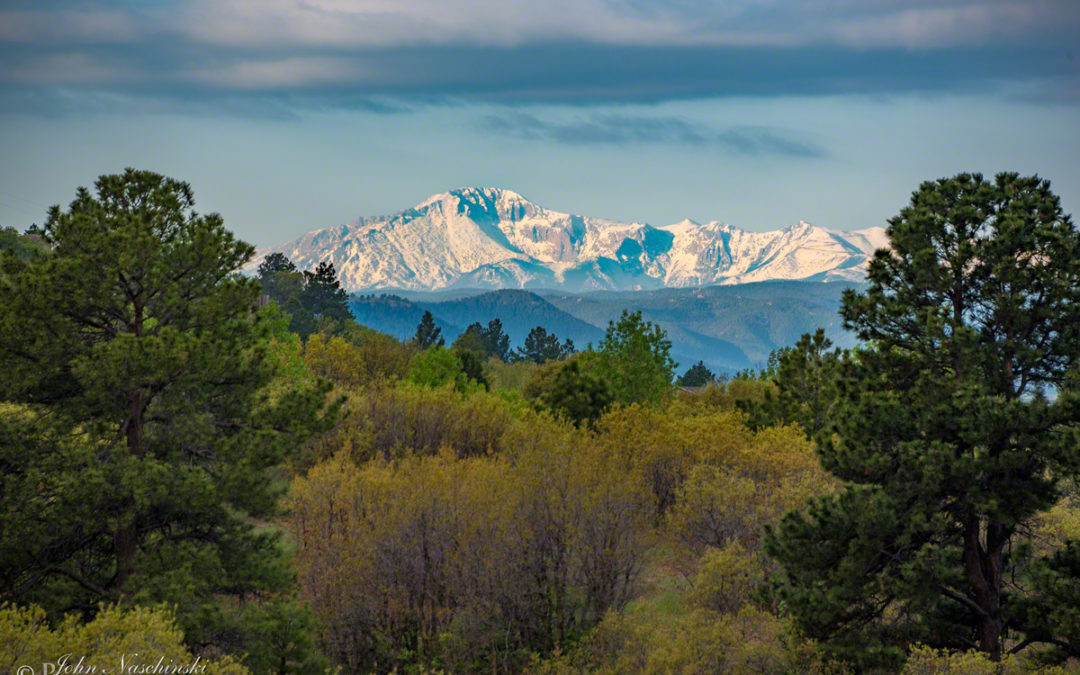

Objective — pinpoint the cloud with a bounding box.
[173,0,696,49]
[0,8,141,44]
[480,112,827,157]
[482,112,707,143]
[824,3,1061,48]
[0,1,1077,110]
[163,0,1080,50]
[184,57,370,90]
[0,53,139,86]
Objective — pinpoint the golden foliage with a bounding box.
[901,645,1073,674]
[665,424,835,552]
[689,540,766,613]
[287,367,843,672]
[287,437,652,672]
[304,380,526,463]
[0,603,247,674]
[585,605,845,675]
[303,329,414,389]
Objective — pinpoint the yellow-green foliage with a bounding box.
[689,540,765,613]
[486,356,539,392]
[0,603,247,674]
[522,357,571,401]
[287,437,652,673]
[1033,485,1080,556]
[304,329,414,389]
[673,376,776,411]
[596,404,753,515]
[597,405,833,524]
[306,380,525,462]
[665,424,835,552]
[584,605,844,675]
[287,357,843,673]
[901,645,1073,674]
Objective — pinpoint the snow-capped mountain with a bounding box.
[252,187,888,292]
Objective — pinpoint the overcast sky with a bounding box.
[1,0,1078,247]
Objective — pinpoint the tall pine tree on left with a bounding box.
[0,169,338,658]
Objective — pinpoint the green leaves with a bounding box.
[768,172,1080,666]
[0,169,334,663]
[596,310,677,407]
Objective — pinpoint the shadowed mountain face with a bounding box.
[254,187,887,293]
[350,281,861,373]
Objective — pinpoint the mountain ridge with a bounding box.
[252,187,887,292]
[348,281,860,373]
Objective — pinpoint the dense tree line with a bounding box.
[0,170,337,671]
[2,169,1078,674]
[256,252,352,338]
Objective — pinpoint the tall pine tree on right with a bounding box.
[766,173,1080,669]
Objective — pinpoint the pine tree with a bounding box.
[480,318,511,361]
[538,359,612,428]
[301,260,351,327]
[256,251,300,301]
[0,169,336,657]
[677,360,715,387]
[450,323,489,389]
[414,310,444,348]
[596,310,677,406]
[766,173,1080,668]
[516,325,564,364]
[742,329,843,437]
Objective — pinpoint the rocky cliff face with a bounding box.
[251,187,888,292]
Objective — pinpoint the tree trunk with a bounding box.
[113,522,137,593]
[963,516,1004,661]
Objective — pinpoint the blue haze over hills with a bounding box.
[350,281,861,374]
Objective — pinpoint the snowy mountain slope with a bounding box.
[250,187,888,292]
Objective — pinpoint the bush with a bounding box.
[288,437,652,673]
[586,605,844,675]
[0,603,247,674]
[689,540,765,613]
[901,645,1071,674]
[304,329,414,388]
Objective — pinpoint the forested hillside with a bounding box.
[2,170,1079,674]
[347,281,856,373]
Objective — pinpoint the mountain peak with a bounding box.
[417,186,532,209]
[253,191,886,292]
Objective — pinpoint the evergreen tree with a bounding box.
[678,360,715,387]
[480,318,511,361]
[561,337,576,357]
[256,254,352,338]
[301,260,351,327]
[454,322,487,354]
[516,325,567,364]
[454,348,489,390]
[596,310,677,406]
[450,324,489,389]
[0,169,336,659]
[257,251,300,300]
[414,310,444,348]
[766,173,1080,668]
[742,329,843,438]
[537,358,613,428]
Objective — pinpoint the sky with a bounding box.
[0,0,1078,247]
